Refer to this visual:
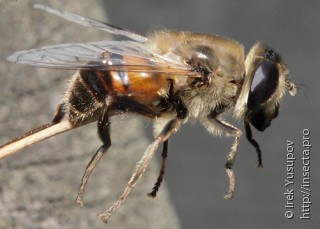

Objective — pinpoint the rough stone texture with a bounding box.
[0,1,180,228]
[1,1,319,229]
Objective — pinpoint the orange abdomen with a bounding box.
[106,54,169,104]
[110,70,168,104]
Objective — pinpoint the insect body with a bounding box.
[0,4,296,223]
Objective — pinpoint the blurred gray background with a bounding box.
[0,0,319,228]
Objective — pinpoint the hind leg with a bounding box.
[76,97,159,206]
[76,108,111,206]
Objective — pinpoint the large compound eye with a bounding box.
[247,59,279,131]
[247,60,278,110]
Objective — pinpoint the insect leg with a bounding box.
[203,117,242,200]
[112,96,158,118]
[98,118,181,223]
[52,102,67,123]
[244,119,263,168]
[76,108,111,206]
[147,139,169,198]
[147,87,187,198]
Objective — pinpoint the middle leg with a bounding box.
[98,118,181,223]
[148,139,169,198]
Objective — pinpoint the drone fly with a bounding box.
[0,4,296,223]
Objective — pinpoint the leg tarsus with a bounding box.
[76,145,108,206]
[223,124,241,200]
[224,168,235,200]
[244,120,263,168]
[148,139,169,198]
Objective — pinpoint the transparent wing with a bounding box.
[7,40,194,74]
[33,4,148,42]
[8,4,197,75]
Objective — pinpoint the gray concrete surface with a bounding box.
[1,1,319,229]
[0,1,180,229]
[101,1,320,228]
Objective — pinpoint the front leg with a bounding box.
[244,119,263,168]
[202,116,242,200]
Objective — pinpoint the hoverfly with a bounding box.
[0,4,297,223]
